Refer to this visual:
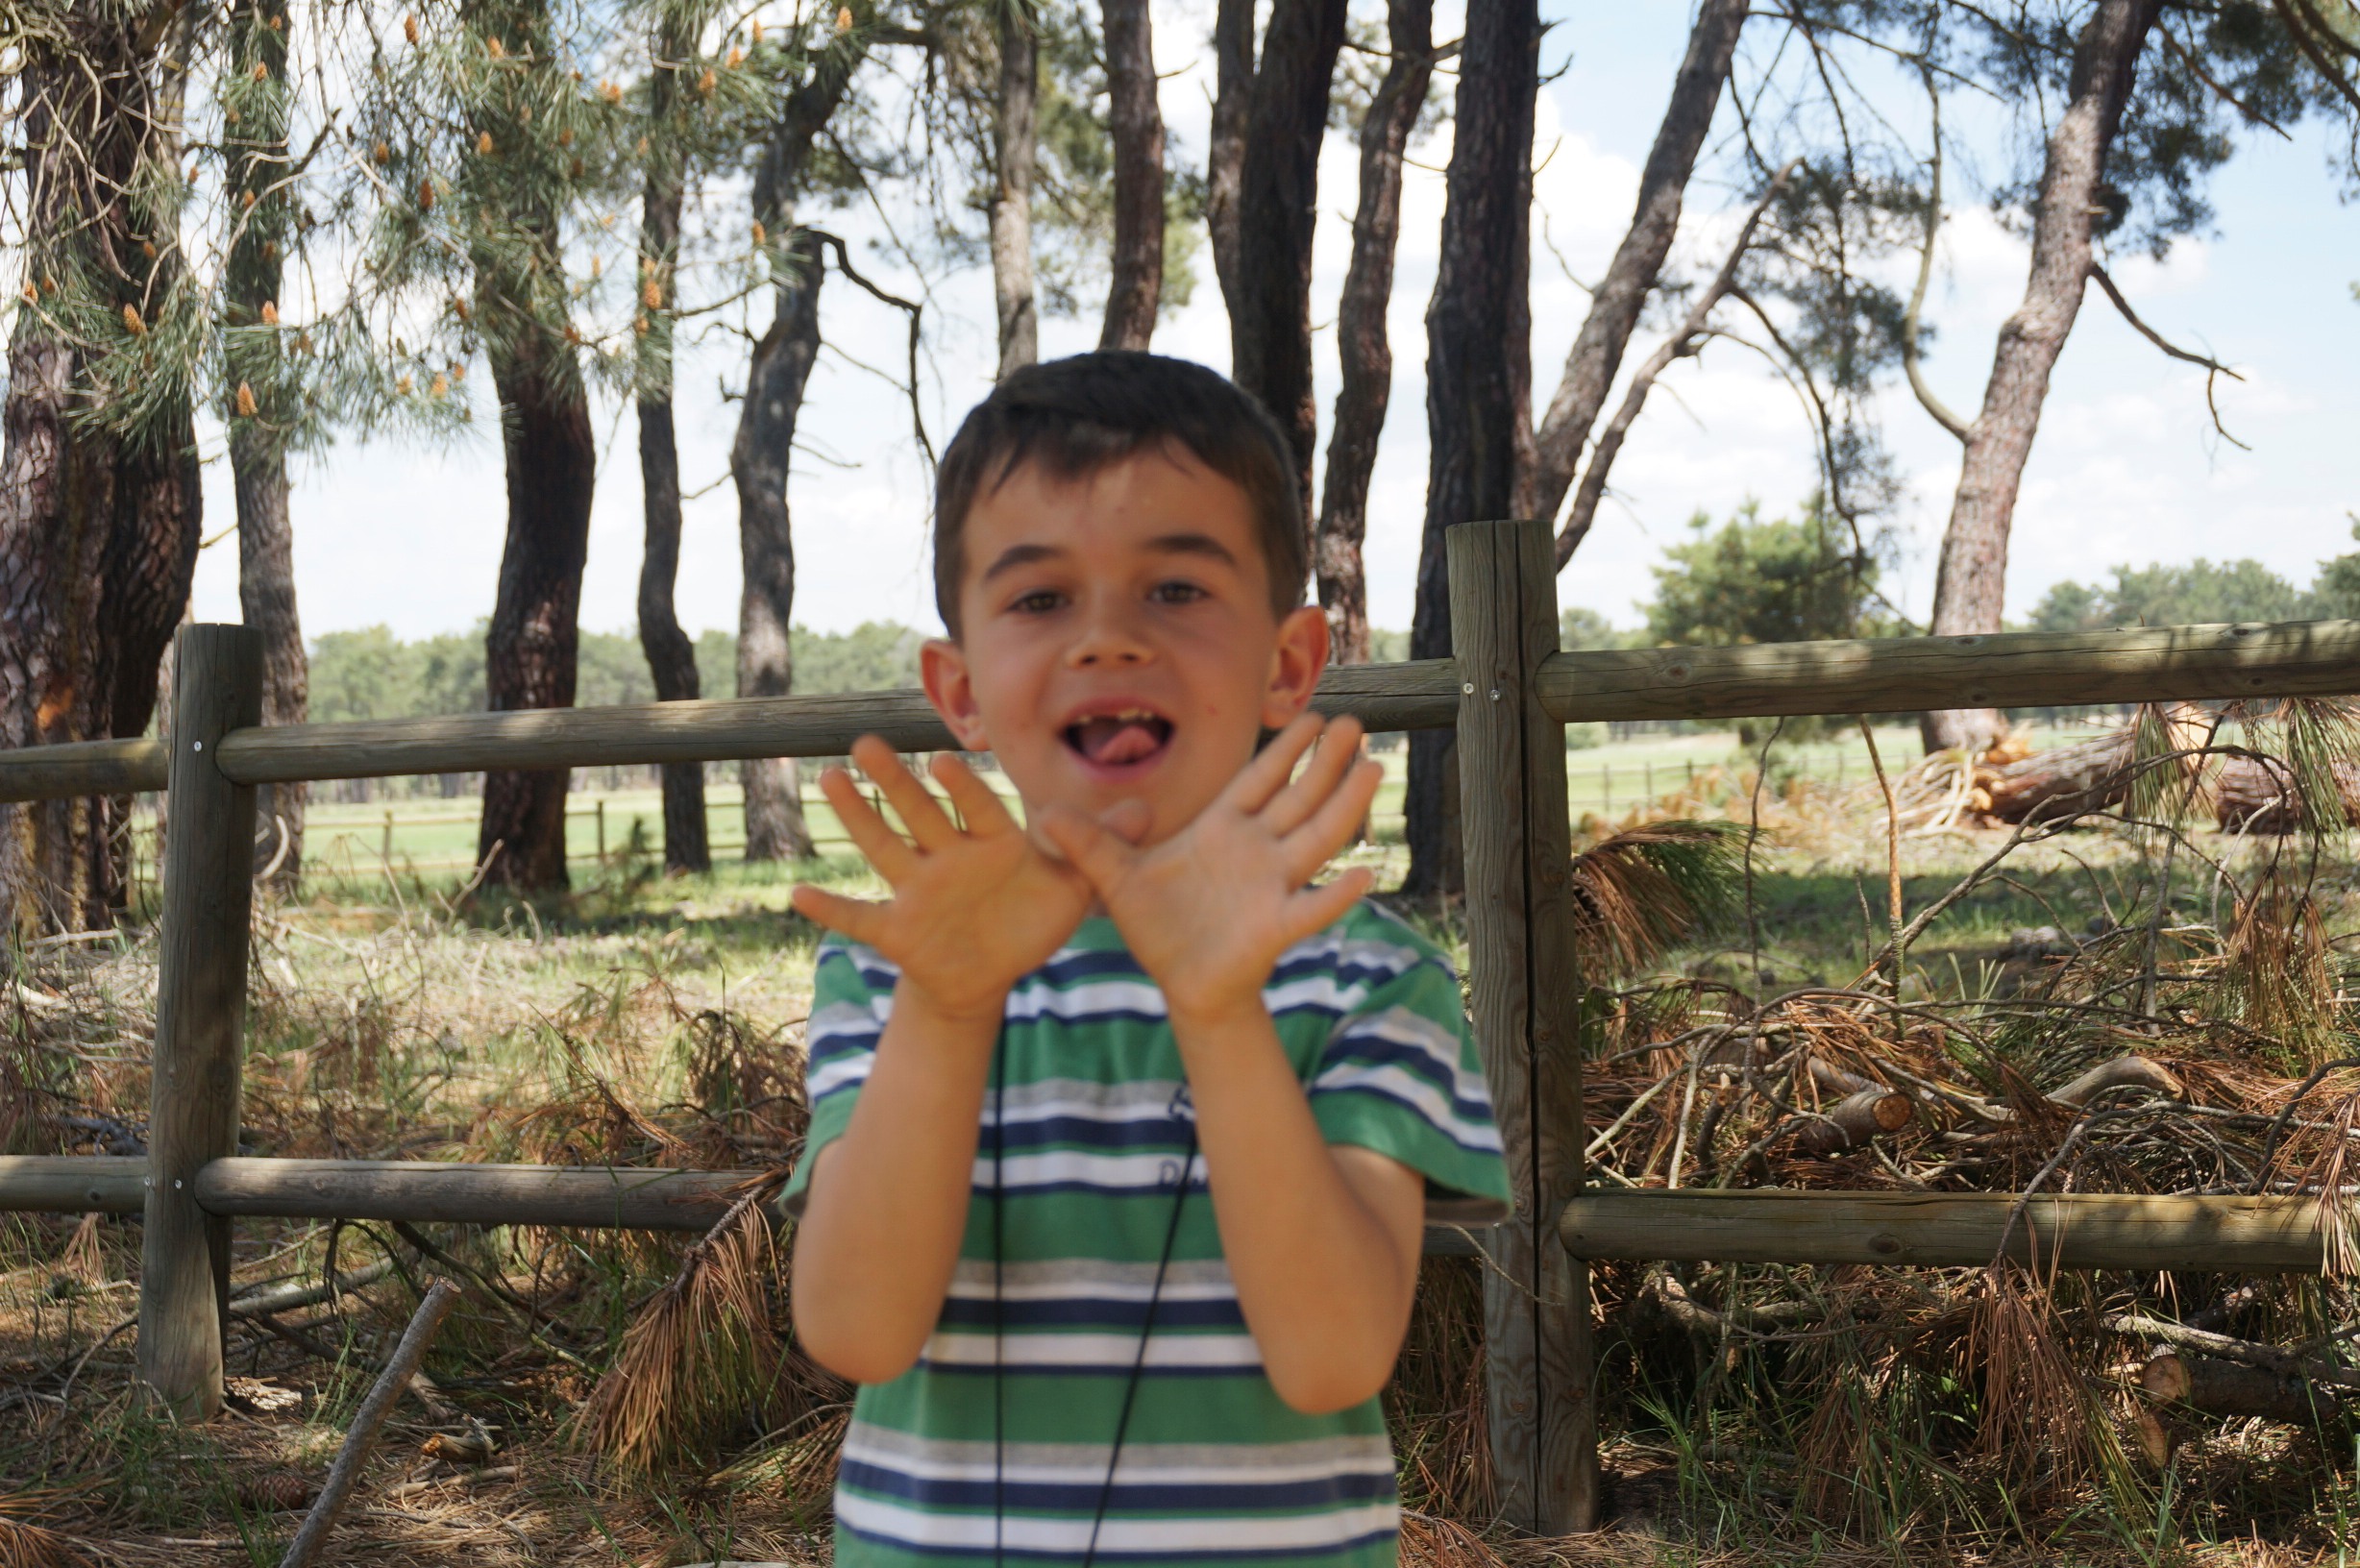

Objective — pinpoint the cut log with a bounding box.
[2214,756,2360,835]
[1979,705,2209,824]
[2139,1351,2347,1428]
[1795,1088,1913,1156]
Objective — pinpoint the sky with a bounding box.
[184,1,2360,647]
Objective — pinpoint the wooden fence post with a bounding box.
[1448,521,1598,1533]
[138,624,263,1418]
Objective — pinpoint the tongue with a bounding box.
[1076,717,1164,766]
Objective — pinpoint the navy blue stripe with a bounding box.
[1316,1033,1490,1121]
[916,1360,1267,1381]
[1307,1083,1500,1155]
[937,1296,1245,1331]
[981,1115,1192,1153]
[977,1178,1212,1199]
[836,1517,1397,1564]
[838,1460,1394,1513]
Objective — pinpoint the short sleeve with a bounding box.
[780,939,898,1218]
[1306,922,1512,1225]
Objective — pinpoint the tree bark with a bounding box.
[469,0,597,894]
[1402,0,1538,899]
[227,0,307,894]
[1228,0,1349,515]
[1099,0,1165,350]
[1533,0,1747,554]
[1921,0,2164,755]
[477,352,596,892]
[636,15,709,876]
[1206,0,1256,312]
[0,29,201,939]
[727,22,877,862]
[1314,0,1434,668]
[991,2,1038,378]
[733,232,824,862]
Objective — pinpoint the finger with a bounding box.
[851,736,961,853]
[1281,758,1385,884]
[1277,867,1375,946]
[1035,803,1141,891]
[818,763,918,882]
[1260,715,1366,838]
[790,883,892,947]
[1098,797,1153,845]
[1226,712,1326,816]
[929,752,1019,837]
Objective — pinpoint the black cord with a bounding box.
[1081,1118,1198,1568]
[990,1033,1007,1568]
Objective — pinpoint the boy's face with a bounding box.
[921,445,1329,847]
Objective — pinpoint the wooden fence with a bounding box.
[5,520,2360,1533]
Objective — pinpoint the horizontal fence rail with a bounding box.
[1561,1189,2327,1273]
[7,621,2360,802]
[0,660,1459,799]
[1,1154,1499,1252]
[1539,619,2360,725]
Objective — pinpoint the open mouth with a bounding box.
[1063,707,1174,769]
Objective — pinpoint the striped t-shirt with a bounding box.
[784,900,1512,1567]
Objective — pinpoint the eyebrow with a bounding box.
[977,532,1240,583]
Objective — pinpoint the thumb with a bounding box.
[1036,804,1139,889]
[790,883,889,947]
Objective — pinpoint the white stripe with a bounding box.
[836,1490,1396,1553]
[844,1424,1393,1482]
[947,1257,1235,1301]
[1264,972,1375,1017]
[995,1077,1182,1115]
[921,1329,1265,1369]
[806,997,885,1041]
[1312,1062,1504,1152]
[1006,976,1168,1021]
[806,1055,873,1100]
[1329,1006,1498,1111]
[971,1149,1202,1190]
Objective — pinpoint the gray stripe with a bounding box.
[845,1421,1392,1474]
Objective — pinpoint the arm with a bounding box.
[787,738,1105,1384]
[790,992,1001,1384]
[1041,714,1416,1412]
[1170,1000,1426,1412]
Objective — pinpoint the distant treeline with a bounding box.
[309,622,930,723]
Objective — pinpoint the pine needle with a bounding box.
[0,1491,86,1568]
[1569,820,1748,976]
[580,1187,781,1474]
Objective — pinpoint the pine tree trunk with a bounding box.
[0,35,200,938]
[991,3,1039,378]
[1531,0,1747,547]
[636,24,709,876]
[1922,0,2162,755]
[1099,0,1164,351]
[228,0,306,894]
[477,349,596,892]
[733,233,824,863]
[1228,0,1349,514]
[468,0,598,894]
[1315,0,1433,668]
[1206,0,1257,311]
[1403,0,1538,899]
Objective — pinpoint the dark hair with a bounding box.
[931,352,1304,635]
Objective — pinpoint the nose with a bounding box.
[1063,590,1154,669]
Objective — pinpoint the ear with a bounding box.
[921,637,992,751]
[1259,605,1332,730]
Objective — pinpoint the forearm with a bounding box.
[1173,1002,1422,1413]
[791,993,1000,1383]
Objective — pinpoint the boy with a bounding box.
[786,353,1510,1565]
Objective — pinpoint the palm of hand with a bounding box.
[791,740,1098,1021]
[1044,716,1385,1021]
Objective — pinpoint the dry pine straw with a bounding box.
[11,763,2360,1562]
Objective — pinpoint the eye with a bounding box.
[1149,579,1208,605]
[1009,587,1065,615]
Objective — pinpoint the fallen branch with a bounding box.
[277,1278,463,1568]
[2052,1055,2184,1109]
[2107,1311,2360,1392]
[2138,1350,2347,1427]
[229,1259,398,1320]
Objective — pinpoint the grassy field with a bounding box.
[11,715,2359,1565]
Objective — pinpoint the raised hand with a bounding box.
[1036,714,1383,1026]
[792,737,1115,1023]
